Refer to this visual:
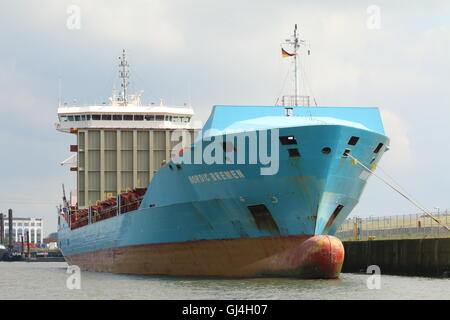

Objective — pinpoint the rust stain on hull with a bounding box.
[65,235,344,279]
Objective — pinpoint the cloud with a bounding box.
[81,1,185,52]
[0,65,54,129]
[379,108,412,166]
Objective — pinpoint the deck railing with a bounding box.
[67,189,147,230]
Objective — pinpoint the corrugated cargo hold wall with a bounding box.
[77,129,196,207]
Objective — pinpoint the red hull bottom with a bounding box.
[65,235,344,279]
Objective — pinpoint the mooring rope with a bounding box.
[348,154,450,233]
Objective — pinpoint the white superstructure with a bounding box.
[56,50,199,207]
[56,104,194,132]
[56,50,195,133]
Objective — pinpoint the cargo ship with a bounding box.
[57,27,389,278]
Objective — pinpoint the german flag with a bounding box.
[281,48,296,57]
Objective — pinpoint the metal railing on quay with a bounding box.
[336,210,450,241]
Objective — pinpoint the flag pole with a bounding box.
[293,24,299,107]
[280,25,307,107]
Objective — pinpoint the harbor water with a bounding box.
[0,262,449,300]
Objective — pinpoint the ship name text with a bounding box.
[188,169,245,184]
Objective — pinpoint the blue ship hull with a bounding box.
[58,106,389,278]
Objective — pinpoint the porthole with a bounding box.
[322,147,331,154]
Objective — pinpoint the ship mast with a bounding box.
[293,24,300,106]
[280,25,310,107]
[119,49,129,106]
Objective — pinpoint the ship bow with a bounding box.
[258,235,345,279]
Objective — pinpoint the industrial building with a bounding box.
[1,216,43,245]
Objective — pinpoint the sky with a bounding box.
[1,0,449,236]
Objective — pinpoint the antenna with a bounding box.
[281,24,308,107]
[293,24,299,105]
[118,49,130,106]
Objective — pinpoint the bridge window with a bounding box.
[101,114,112,120]
[155,115,164,121]
[86,115,91,120]
[92,115,101,120]
[145,115,154,121]
[123,115,133,120]
[134,115,144,121]
[60,116,68,122]
[74,115,81,121]
[68,116,74,121]
[113,115,122,120]
[80,115,86,121]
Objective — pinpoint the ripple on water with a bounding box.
[0,262,449,300]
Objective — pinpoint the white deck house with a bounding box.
[56,50,198,207]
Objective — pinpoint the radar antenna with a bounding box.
[118,49,130,106]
